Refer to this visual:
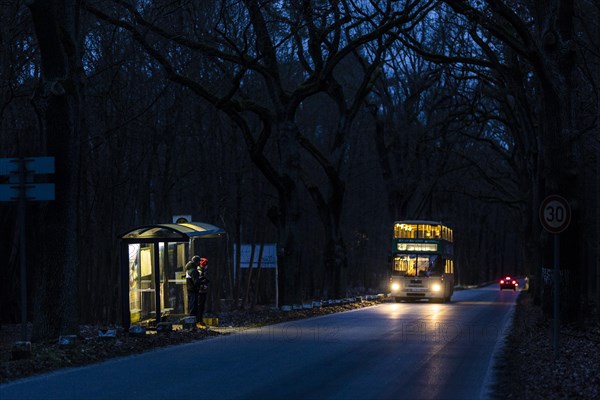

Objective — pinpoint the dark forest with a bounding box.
[1,0,598,340]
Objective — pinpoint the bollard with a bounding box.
[156,322,173,333]
[98,328,117,340]
[181,316,196,330]
[129,325,147,337]
[11,341,32,360]
[58,335,78,348]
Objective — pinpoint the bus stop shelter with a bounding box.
[119,222,225,330]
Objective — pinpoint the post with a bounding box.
[1,156,54,341]
[18,158,28,342]
[154,242,161,324]
[553,234,560,359]
[275,262,279,309]
[121,242,131,331]
[539,194,570,360]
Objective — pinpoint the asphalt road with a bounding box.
[0,283,520,400]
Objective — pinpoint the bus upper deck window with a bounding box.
[396,223,416,238]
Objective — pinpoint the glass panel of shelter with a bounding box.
[161,243,188,318]
[128,242,190,326]
[128,244,156,324]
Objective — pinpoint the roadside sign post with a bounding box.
[0,157,55,342]
[539,194,571,360]
[235,243,279,307]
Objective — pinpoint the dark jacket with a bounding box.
[186,263,209,293]
[185,262,200,293]
[197,270,209,294]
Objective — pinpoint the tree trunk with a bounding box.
[534,1,582,322]
[28,0,81,340]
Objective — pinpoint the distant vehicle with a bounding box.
[389,221,454,302]
[499,276,518,291]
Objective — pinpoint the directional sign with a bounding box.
[539,195,571,233]
[0,157,55,202]
[28,157,55,174]
[0,183,55,201]
[0,157,55,175]
[26,183,55,200]
[0,159,20,178]
[0,184,16,201]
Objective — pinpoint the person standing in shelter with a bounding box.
[196,257,210,326]
[185,255,202,319]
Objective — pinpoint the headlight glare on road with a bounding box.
[432,283,441,292]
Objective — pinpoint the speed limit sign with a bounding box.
[539,195,571,233]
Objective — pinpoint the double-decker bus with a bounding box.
[389,220,455,302]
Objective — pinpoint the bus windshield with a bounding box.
[394,254,445,277]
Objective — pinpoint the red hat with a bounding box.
[199,258,208,267]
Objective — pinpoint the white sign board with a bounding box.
[236,243,278,268]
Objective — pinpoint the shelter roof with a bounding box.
[119,222,225,242]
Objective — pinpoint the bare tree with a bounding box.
[25,0,82,339]
[83,0,435,304]
[395,0,599,319]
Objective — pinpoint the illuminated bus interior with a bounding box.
[393,255,454,277]
[393,222,453,242]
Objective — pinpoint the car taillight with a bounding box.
[500,280,505,284]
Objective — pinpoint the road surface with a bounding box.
[0,284,519,400]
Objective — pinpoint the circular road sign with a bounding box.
[539,195,571,233]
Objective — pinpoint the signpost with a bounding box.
[237,243,278,269]
[234,243,279,307]
[0,157,55,342]
[539,194,571,359]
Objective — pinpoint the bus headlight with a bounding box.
[432,283,441,292]
[391,283,400,291]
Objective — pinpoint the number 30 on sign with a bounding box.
[539,195,571,233]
